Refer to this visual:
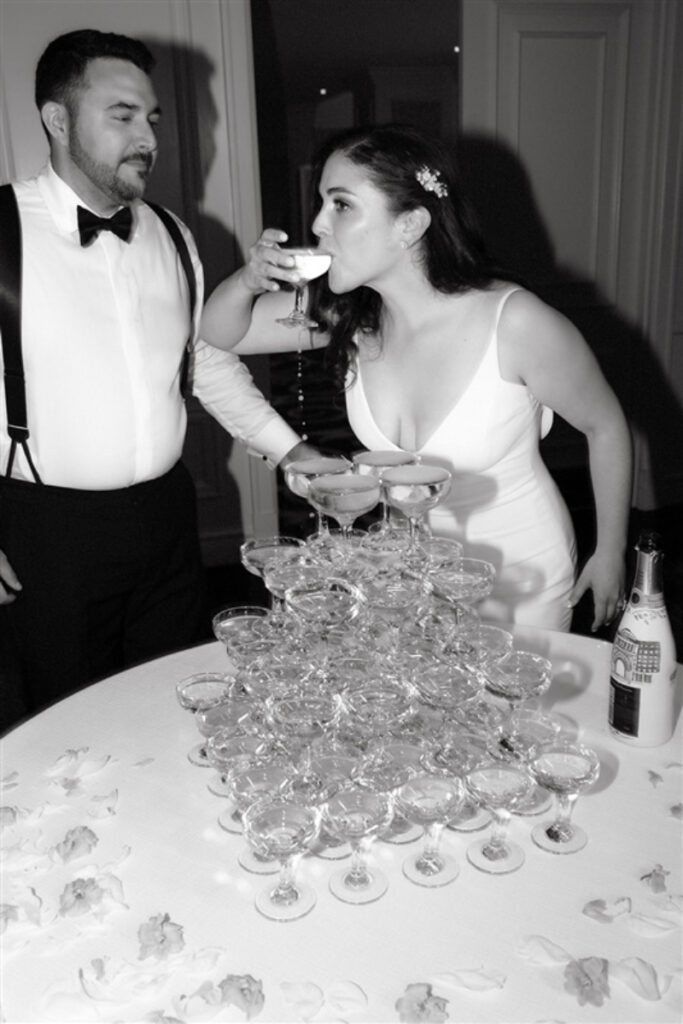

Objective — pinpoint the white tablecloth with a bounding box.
[1,628,681,1023]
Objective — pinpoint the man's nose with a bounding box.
[137,122,158,152]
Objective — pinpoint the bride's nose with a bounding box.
[311,209,328,238]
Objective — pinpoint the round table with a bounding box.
[1,627,681,1022]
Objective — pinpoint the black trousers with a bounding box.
[0,461,207,719]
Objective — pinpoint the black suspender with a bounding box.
[0,187,197,480]
[0,184,42,481]
[145,200,196,398]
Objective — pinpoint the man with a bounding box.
[0,29,312,721]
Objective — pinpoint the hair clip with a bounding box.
[415,165,448,199]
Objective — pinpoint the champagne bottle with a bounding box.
[609,530,677,746]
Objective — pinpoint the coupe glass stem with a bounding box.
[270,856,299,907]
[344,841,372,891]
[293,285,306,318]
[417,822,445,874]
[481,808,512,862]
[547,793,578,842]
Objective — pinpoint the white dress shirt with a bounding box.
[0,164,300,488]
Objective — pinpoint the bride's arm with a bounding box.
[200,228,330,355]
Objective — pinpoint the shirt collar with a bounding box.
[37,161,138,240]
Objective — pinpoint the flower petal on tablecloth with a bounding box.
[45,749,112,778]
[1,833,52,872]
[324,980,368,1016]
[640,865,670,893]
[431,969,506,991]
[518,936,572,965]
[280,981,324,1021]
[611,957,672,999]
[655,893,683,914]
[582,897,632,923]
[627,912,680,937]
[87,790,119,818]
[0,770,19,791]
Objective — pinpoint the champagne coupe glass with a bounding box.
[284,456,350,540]
[352,740,424,844]
[265,689,340,800]
[341,677,416,764]
[351,449,421,532]
[381,463,452,553]
[275,248,331,328]
[226,759,291,873]
[322,784,395,904]
[192,693,255,768]
[427,558,496,613]
[413,661,482,716]
[422,730,492,833]
[416,536,464,572]
[464,761,532,873]
[175,673,235,765]
[211,605,270,647]
[308,472,381,544]
[243,796,321,921]
[207,728,272,803]
[284,577,365,662]
[482,650,553,731]
[262,551,327,612]
[529,741,600,853]
[395,773,465,886]
[490,709,562,815]
[362,574,426,650]
[240,536,304,581]
[300,747,358,860]
[465,623,514,670]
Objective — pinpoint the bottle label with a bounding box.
[611,628,663,684]
[610,678,640,735]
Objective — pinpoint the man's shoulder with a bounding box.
[139,200,197,254]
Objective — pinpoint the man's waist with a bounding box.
[0,460,185,504]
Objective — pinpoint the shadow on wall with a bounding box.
[139,37,278,534]
[455,132,683,516]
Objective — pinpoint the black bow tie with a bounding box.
[77,205,133,246]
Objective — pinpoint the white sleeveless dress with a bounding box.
[345,286,577,630]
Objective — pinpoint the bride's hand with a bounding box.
[241,229,300,294]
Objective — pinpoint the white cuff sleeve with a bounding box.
[191,339,301,469]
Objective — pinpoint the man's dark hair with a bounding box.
[35,29,155,110]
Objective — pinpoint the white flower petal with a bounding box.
[627,913,679,937]
[324,980,368,1014]
[431,968,506,991]
[518,935,572,965]
[611,957,671,1000]
[281,981,325,1021]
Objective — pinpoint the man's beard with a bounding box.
[68,128,153,204]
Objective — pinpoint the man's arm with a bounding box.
[191,339,318,469]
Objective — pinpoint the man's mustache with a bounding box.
[123,152,154,170]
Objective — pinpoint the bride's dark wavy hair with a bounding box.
[307,123,499,387]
